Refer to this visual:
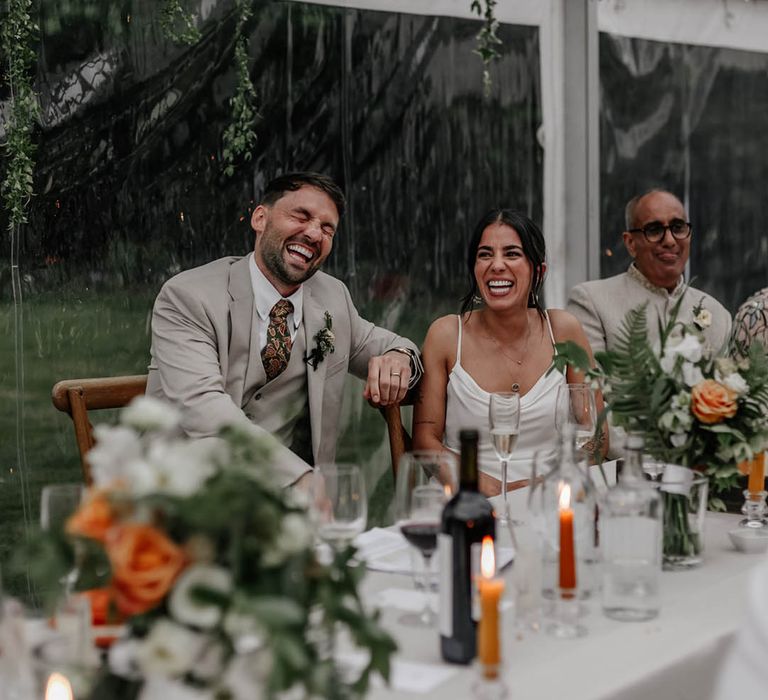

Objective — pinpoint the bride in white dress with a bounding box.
[412,208,605,497]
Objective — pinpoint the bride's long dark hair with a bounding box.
[459,208,547,317]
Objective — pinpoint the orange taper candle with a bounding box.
[559,483,577,593]
[478,536,505,679]
[748,452,766,496]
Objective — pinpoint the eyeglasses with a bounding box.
[627,219,692,243]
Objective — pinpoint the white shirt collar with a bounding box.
[248,253,303,329]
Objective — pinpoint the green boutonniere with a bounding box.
[305,311,335,370]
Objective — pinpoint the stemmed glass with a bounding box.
[489,392,521,525]
[554,383,597,456]
[397,485,445,626]
[40,483,95,665]
[40,483,86,594]
[395,450,458,626]
[310,463,367,550]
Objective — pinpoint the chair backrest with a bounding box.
[51,375,148,484]
[381,403,412,479]
[52,374,412,483]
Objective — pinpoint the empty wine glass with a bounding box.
[489,392,521,525]
[555,383,597,456]
[41,483,85,534]
[395,451,458,625]
[40,483,85,595]
[310,463,367,550]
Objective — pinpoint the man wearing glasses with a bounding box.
[567,188,731,356]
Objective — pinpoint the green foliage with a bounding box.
[556,296,768,497]
[1,0,39,228]
[16,416,396,698]
[470,0,502,97]
[221,0,259,178]
[159,0,201,45]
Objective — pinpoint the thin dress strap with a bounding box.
[544,310,557,355]
[456,314,463,365]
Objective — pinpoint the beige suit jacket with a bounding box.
[567,266,732,356]
[146,255,417,484]
[567,266,732,458]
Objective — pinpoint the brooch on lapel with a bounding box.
[305,311,335,370]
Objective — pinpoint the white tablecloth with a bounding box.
[361,510,763,700]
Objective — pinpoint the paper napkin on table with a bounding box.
[355,527,514,574]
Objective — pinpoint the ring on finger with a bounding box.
[391,371,401,377]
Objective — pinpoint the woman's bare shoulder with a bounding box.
[546,308,585,340]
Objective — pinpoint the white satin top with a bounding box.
[443,313,565,481]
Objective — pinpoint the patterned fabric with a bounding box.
[732,287,768,359]
[261,299,294,381]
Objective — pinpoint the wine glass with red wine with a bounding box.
[397,484,446,626]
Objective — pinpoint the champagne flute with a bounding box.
[395,450,458,625]
[489,391,521,525]
[310,463,367,550]
[555,383,597,456]
[397,485,445,626]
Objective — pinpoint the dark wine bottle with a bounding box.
[439,428,495,664]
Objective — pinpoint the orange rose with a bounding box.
[691,379,738,425]
[106,524,186,616]
[66,490,114,542]
[81,587,122,626]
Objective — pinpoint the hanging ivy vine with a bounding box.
[1,0,39,228]
[470,0,502,97]
[160,0,201,46]
[160,0,258,177]
[220,0,259,178]
[1,0,499,199]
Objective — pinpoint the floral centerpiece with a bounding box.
[553,295,768,561]
[20,397,395,699]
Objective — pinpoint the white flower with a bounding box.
[220,650,272,700]
[716,370,749,396]
[138,675,211,700]
[136,619,206,678]
[108,638,143,680]
[87,425,143,488]
[132,440,216,497]
[169,564,232,629]
[681,361,705,388]
[191,640,227,682]
[262,512,313,566]
[660,333,703,374]
[122,396,181,432]
[694,308,712,329]
[670,433,688,448]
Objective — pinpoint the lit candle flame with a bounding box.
[45,672,74,700]
[558,481,572,510]
[480,535,496,579]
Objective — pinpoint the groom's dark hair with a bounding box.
[262,172,346,219]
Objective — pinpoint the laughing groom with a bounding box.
[147,172,421,486]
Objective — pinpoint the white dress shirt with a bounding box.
[249,253,303,351]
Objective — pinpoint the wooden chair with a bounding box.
[52,373,411,483]
[51,375,148,484]
[381,402,413,480]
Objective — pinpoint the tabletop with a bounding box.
[358,509,763,700]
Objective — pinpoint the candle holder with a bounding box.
[546,587,587,639]
[740,453,766,529]
[740,489,768,529]
[473,670,508,700]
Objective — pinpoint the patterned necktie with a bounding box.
[261,299,294,381]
